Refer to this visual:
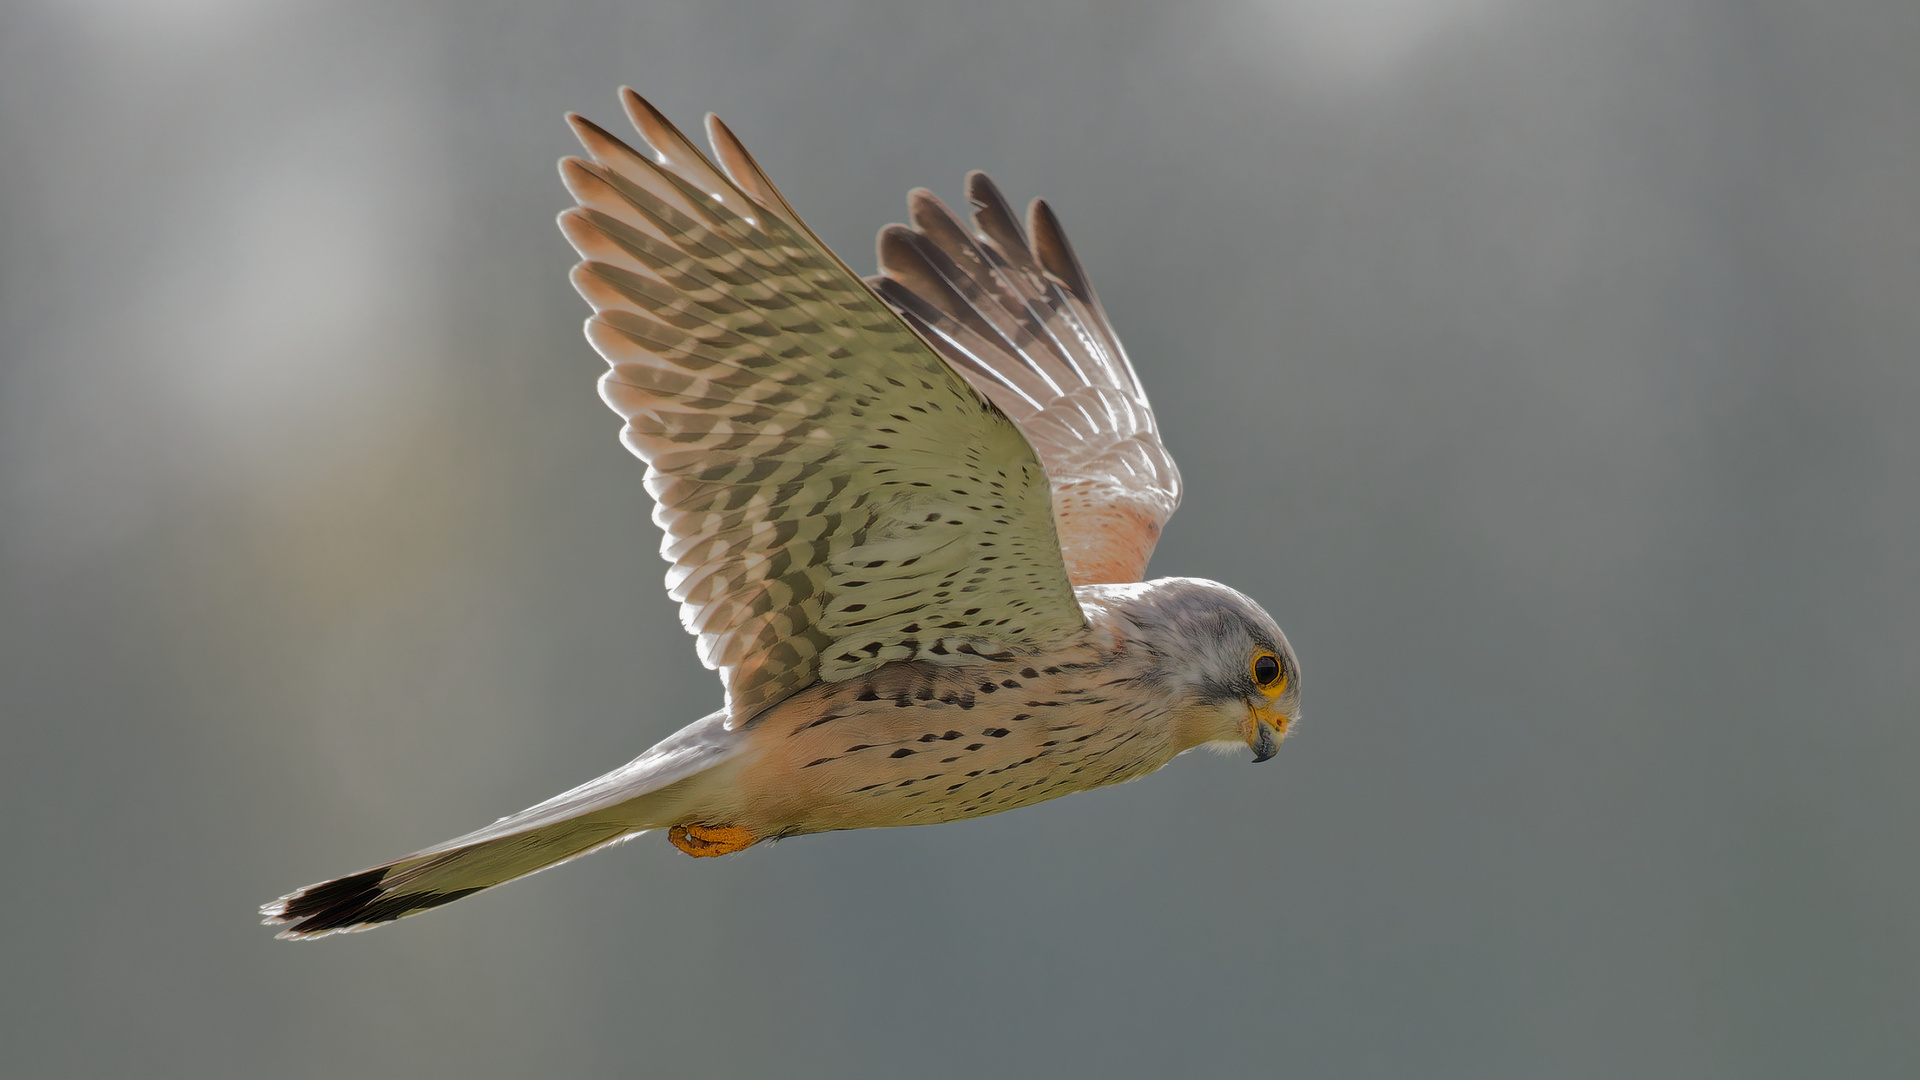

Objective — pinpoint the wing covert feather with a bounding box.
[560,91,1086,724]
[870,174,1182,587]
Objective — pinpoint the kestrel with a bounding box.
[263,89,1300,939]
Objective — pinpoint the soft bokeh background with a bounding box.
[3,0,1916,1076]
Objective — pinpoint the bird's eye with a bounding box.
[1252,652,1283,690]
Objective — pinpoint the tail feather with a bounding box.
[264,709,737,940]
[261,820,645,939]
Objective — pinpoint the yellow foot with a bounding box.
[668,823,757,858]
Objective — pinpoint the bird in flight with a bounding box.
[263,88,1300,939]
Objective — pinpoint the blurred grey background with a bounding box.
[2,0,1916,1076]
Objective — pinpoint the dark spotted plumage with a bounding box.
[261,91,1299,941]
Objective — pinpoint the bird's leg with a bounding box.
[667,823,757,857]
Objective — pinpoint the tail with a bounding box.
[263,710,737,940]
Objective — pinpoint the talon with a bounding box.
[668,822,757,857]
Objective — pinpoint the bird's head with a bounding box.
[1097,577,1301,762]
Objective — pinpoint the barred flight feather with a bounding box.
[561,89,1090,724]
[869,173,1180,587]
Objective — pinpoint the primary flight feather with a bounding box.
[263,88,1299,940]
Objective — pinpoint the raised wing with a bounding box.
[867,174,1182,586]
[558,90,1086,724]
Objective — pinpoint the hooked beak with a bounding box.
[1247,704,1290,763]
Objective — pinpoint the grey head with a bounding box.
[1093,576,1301,761]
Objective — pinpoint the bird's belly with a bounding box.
[735,665,1175,836]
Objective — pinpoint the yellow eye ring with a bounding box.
[1251,651,1285,693]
